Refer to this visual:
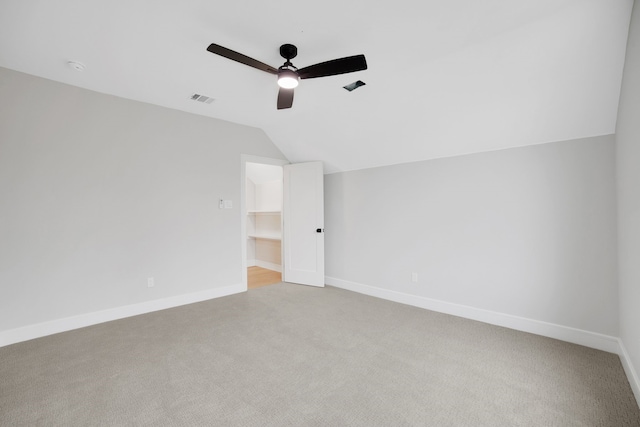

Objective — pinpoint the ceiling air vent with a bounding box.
[343,80,365,92]
[190,93,214,104]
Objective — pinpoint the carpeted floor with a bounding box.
[1,283,639,426]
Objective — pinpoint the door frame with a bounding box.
[240,154,289,290]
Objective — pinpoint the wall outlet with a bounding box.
[411,272,418,283]
[147,277,155,288]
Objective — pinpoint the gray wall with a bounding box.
[325,136,618,335]
[616,0,640,391]
[0,67,286,331]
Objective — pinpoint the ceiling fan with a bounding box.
[206,43,367,110]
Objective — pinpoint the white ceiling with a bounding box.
[0,0,633,173]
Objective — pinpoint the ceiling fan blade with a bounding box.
[277,88,294,110]
[298,55,367,80]
[206,43,278,74]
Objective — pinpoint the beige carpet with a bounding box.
[1,283,639,426]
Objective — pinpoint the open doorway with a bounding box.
[245,162,283,289]
[241,155,325,290]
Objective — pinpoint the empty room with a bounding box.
[1,0,640,425]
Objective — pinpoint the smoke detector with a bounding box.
[67,61,86,72]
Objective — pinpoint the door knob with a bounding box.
[316,228,324,233]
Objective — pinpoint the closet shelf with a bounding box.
[247,210,281,215]
[247,234,281,241]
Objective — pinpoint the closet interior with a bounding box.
[246,162,283,288]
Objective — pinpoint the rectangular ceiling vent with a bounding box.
[190,93,214,104]
[343,80,366,92]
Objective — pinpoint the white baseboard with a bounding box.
[325,277,621,354]
[618,340,640,408]
[325,276,640,406]
[0,283,244,348]
[255,260,282,273]
[247,259,281,272]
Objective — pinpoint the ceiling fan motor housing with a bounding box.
[280,44,297,60]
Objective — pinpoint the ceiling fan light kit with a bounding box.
[277,69,299,89]
[206,42,367,109]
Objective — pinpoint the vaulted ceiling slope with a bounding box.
[0,0,633,173]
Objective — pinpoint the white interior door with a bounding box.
[283,162,325,287]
